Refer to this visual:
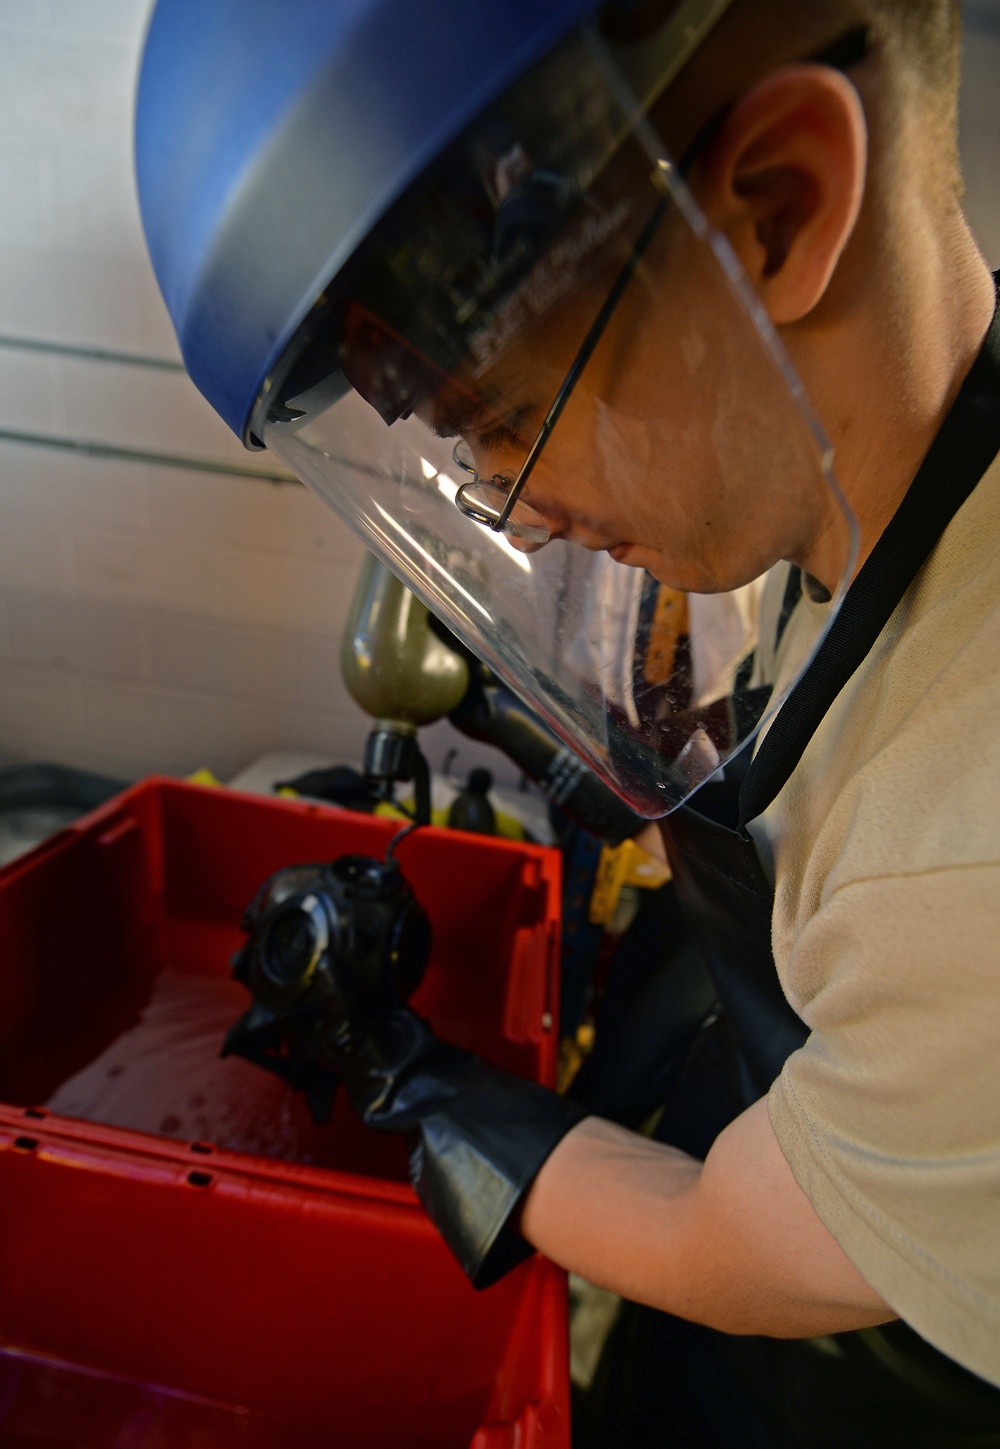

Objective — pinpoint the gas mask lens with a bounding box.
[256,27,857,817]
[259,895,328,993]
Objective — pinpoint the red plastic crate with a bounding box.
[0,778,569,1448]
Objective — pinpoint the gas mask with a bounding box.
[223,846,430,1123]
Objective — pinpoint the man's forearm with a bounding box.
[518,1115,704,1311]
[517,1102,896,1337]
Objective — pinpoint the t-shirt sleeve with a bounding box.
[768,863,1000,1387]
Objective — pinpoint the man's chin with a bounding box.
[609,543,757,595]
[607,542,694,586]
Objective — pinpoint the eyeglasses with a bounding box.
[452,23,872,546]
[455,188,670,545]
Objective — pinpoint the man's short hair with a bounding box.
[647,0,966,197]
[872,0,962,92]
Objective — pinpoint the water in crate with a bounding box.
[45,969,409,1181]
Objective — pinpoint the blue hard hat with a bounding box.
[135,0,599,443]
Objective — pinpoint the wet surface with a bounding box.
[44,970,407,1179]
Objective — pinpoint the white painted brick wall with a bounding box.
[0,0,394,784]
[0,0,996,790]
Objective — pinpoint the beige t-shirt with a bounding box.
[751,452,1000,1388]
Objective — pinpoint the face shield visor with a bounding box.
[253,22,858,818]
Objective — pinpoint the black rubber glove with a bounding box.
[334,1006,587,1288]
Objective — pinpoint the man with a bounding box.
[137,1,999,1441]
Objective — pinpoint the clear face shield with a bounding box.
[254,24,858,818]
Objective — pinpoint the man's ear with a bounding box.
[694,65,867,323]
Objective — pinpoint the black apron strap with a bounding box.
[740,287,1000,827]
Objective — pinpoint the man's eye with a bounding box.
[476,423,521,452]
[473,407,531,455]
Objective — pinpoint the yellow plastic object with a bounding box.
[557,1023,597,1095]
[373,801,412,823]
[588,839,671,928]
[186,768,224,788]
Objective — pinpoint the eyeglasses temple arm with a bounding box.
[491,189,670,531]
[491,23,875,533]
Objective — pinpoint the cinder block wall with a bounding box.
[0,0,406,783]
[0,0,996,786]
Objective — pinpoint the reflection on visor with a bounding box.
[339,303,455,428]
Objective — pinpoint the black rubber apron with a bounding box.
[584,295,1000,1449]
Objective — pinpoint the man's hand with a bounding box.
[518,1096,895,1337]
[328,1005,586,1287]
